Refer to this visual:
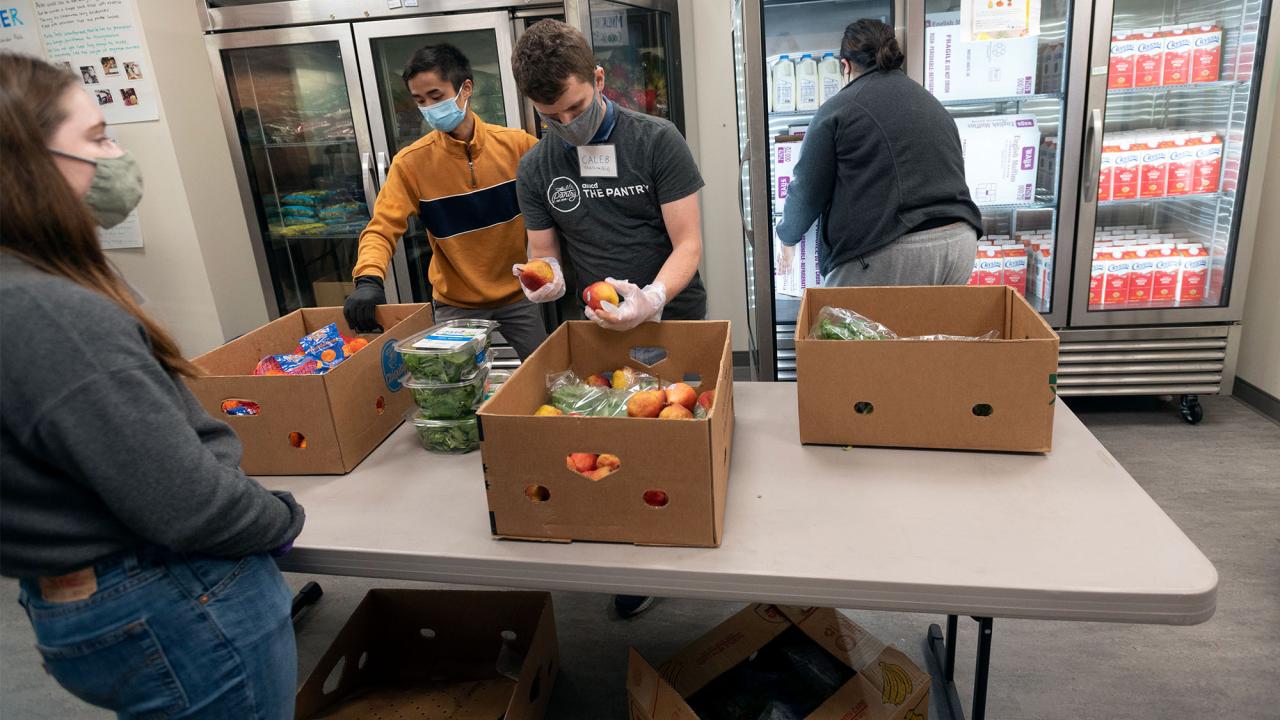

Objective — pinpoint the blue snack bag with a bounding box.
[298,323,347,372]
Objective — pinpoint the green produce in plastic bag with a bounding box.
[810,306,898,341]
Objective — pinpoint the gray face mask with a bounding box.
[538,89,606,147]
[50,149,144,228]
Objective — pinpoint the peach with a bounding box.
[566,453,598,473]
[659,404,694,420]
[586,467,614,482]
[597,453,621,471]
[582,281,620,311]
[586,373,612,388]
[626,389,666,418]
[611,367,637,390]
[665,382,697,410]
[697,390,715,414]
[519,259,555,291]
[534,404,563,416]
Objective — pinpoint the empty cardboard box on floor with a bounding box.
[628,604,931,720]
[795,286,1059,452]
[478,321,735,547]
[187,304,431,475]
[296,590,558,720]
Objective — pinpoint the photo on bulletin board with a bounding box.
[95,89,114,106]
[101,56,118,75]
[80,65,98,84]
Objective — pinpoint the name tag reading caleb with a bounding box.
[578,144,618,178]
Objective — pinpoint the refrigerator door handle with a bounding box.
[375,151,390,188]
[360,151,379,210]
[1082,108,1103,203]
[738,150,751,237]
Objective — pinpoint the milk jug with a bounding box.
[773,55,795,112]
[819,52,842,104]
[796,53,819,111]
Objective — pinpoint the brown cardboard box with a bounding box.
[296,590,558,720]
[628,604,931,720]
[187,305,431,475]
[312,278,356,308]
[796,286,1059,453]
[478,321,735,547]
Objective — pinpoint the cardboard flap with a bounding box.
[295,590,380,718]
[656,604,795,698]
[783,607,887,674]
[627,649,702,720]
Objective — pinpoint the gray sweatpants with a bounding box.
[822,222,979,287]
[432,298,548,361]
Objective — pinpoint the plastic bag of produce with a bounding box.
[902,330,1001,341]
[547,371,616,416]
[810,306,898,340]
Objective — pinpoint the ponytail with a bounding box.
[840,19,904,73]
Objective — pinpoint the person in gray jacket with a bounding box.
[776,19,983,287]
[0,53,304,719]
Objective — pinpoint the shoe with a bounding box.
[613,594,654,619]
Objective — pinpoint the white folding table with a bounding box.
[267,382,1217,720]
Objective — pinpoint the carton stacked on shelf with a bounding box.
[1089,225,1209,308]
[925,11,1038,101]
[955,115,1040,205]
[1108,25,1222,89]
[966,232,1052,310]
[1098,130,1223,201]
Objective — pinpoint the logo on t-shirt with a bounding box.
[547,176,581,213]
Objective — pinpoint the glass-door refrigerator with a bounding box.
[733,0,904,381]
[1061,0,1274,421]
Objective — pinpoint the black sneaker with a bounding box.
[613,594,654,619]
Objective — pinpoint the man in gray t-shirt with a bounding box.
[510,19,706,328]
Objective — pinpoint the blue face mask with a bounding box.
[419,92,468,133]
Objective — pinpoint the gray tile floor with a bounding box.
[2,395,1276,718]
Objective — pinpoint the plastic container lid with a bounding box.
[484,369,513,401]
[779,54,790,60]
[395,319,494,358]
[823,51,835,57]
[801,53,813,59]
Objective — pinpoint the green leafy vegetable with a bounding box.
[811,306,897,341]
[403,347,480,383]
[415,417,480,453]
[410,375,486,419]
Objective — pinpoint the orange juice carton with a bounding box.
[1089,250,1107,306]
[1111,144,1142,199]
[1139,141,1170,197]
[1109,33,1138,89]
[1103,247,1135,305]
[1190,26,1222,83]
[1127,245,1157,304]
[1150,243,1181,304]
[1002,245,1029,296]
[1161,28,1193,85]
[1193,134,1223,194]
[975,245,1004,287]
[1176,243,1209,303]
[1134,32,1165,87]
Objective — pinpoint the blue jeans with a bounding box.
[18,550,296,719]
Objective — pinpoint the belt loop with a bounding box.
[121,551,141,577]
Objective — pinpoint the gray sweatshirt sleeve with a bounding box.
[775,110,838,247]
[30,361,304,557]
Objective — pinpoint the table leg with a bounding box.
[926,615,995,720]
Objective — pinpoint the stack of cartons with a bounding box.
[1108,25,1222,89]
[925,11,1037,100]
[1096,130,1223,200]
[1089,225,1209,308]
[955,114,1040,205]
[966,232,1053,308]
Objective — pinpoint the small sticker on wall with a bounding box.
[405,0,419,5]
[387,0,402,8]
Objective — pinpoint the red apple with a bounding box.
[697,390,715,413]
[665,383,697,411]
[519,259,555,291]
[582,281,620,312]
[586,373,612,388]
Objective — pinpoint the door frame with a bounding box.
[1066,0,1278,327]
[352,11,523,303]
[205,24,387,319]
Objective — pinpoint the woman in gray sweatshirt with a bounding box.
[0,53,304,719]
[776,19,983,287]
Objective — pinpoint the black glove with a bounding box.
[343,275,386,333]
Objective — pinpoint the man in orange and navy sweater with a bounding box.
[345,44,546,359]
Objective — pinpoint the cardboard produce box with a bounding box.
[188,304,431,475]
[479,321,734,547]
[297,590,558,720]
[796,286,1058,453]
[628,604,930,720]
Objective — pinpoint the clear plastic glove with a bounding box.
[585,278,666,331]
[777,243,796,275]
[512,256,565,303]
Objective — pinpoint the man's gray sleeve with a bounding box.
[776,112,837,247]
[651,123,705,204]
[517,155,555,231]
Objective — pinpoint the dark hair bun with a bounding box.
[840,19,904,72]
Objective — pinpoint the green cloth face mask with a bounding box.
[50,148,144,228]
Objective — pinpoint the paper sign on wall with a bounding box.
[34,0,158,124]
[98,209,143,250]
[591,9,628,47]
[961,0,1041,41]
[0,1,44,56]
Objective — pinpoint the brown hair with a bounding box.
[512,19,596,104]
[840,19,904,72]
[0,52,196,377]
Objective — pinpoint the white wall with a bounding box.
[1236,94,1280,398]
[109,0,266,357]
[687,0,750,351]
